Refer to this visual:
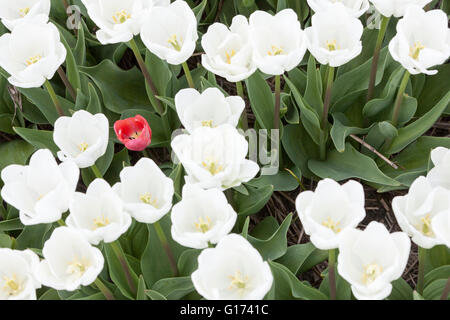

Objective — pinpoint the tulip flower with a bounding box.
[248,9,307,76]
[0,21,66,88]
[114,114,152,152]
[0,249,41,300]
[338,222,411,300]
[175,88,245,133]
[369,0,432,17]
[191,234,273,300]
[66,179,132,245]
[388,6,450,76]
[80,0,169,45]
[54,110,110,169]
[426,147,450,190]
[305,3,363,67]
[1,149,79,226]
[0,0,50,31]
[432,210,450,248]
[307,0,370,18]
[113,158,174,224]
[295,178,366,250]
[171,124,259,190]
[35,227,104,291]
[140,0,198,66]
[392,176,449,249]
[171,184,237,249]
[201,15,257,83]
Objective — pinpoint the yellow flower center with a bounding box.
[201,120,213,127]
[409,42,425,60]
[112,10,131,24]
[168,35,182,51]
[321,217,341,233]
[267,45,284,56]
[202,157,223,176]
[420,214,433,237]
[2,275,22,296]
[92,214,110,230]
[25,54,42,66]
[140,192,158,207]
[78,142,89,153]
[229,271,248,290]
[195,216,212,233]
[66,259,87,276]
[362,263,383,285]
[225,50,236,64]
[19,7,30,17]
[326,40,339,51]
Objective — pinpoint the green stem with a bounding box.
[328,249,337,300]
[274,75,281,130]
[109,241,137,295]
[182,62,195,89]
[391,70,410,127]
[417,247,426,295]
[43,80,64,117]
[128,38,164,115]
[94,278,115,300]
[236,81,248,131]
[440,277,450,300]
[153,221,178,277]
[57,219,66,227]
[319,130,327,161]
[319,66,335,160]
[142,148,150,158]
[90,164,103,179]
[367,16,390,102]
[57,67,77,101]
[207,242,214,248]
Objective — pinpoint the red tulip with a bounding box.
[114,115,152,151]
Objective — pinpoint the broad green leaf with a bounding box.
[145,289,167,300]
[15,224,52,250]
[276,242,328,275]
[0,140,35,173]
[330,113,372,152]
[59,30,81,97]
[177,249,202,277]
[423,279,449,300]
[388,278,413,300]
[151,277,194,300]
[86,83,102,114]
[245,170,300,192]
[0,218,23,232]
[304,55,323,116]
[13,127,58,154]
[424,265,450,288]
[81,140,114,185]
[233,184,273,216]
[245,71,276,130]
[137,275,148,300]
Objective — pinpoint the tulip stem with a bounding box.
[142,148,150,158]
[274,75,281,130]
[43,80,64,117]
[367,16,390,102]
[236,81,248,131]
[57,67,77,101]
[440,277,450,300]
[182,62,195,89]
[109,241,137,295]
[328,249,337,300]
[128,38,164,115]
[153,221,178,277]
[91,164,103,179]
[57,219,66,227]
[391,70,410,127]
[417,246,426,295]
[319,66,335,160]
[94,278,115,300]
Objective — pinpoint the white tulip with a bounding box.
[171,124,259,190]
[0,249,41,300]
[392,176,450,249]
[80,0,168,45]
[35,227,104,291]
[338,222,411,300]
[53,110,109,169]
[66,179,132,245]
[305,3,363,67]
[388,6,450,75]
[426,147,450,190]
[295,178,366,250]
[0,21,66,88]
[1,149,79,226]
[369,0,432,17]
[175,88,245,133]
[171,184,237,249]
[191,234,273,300]
[432,210,450,248]
[140,0,198,65]
[201,15,257,82]
[0,0,50,31]
[248,9,307,75]
[307,0,370,18]
[112,158,174,224]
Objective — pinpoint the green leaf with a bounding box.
[424,265,450,288]
[304,55,323,116]
[0,218,23,232]
[245,71,276,130]
[177,249,202,277]
[387,278,413,300]
[0,234,12,248]
[417,63,450,116]
[151,277,194,300]
[15,224,52,250]
[423,279,449,300]
[276,242,328,275]
[308,143,401,186]
[137,275,148,300]
[59,30,81,97]
[330,113,371,152]
[233,184,273,216]
[39,288,61,300]
[246,170,300,192]
[0,140,35,173]
[145,50,172,111]
[103,148,130,186]
[192,0,208,22]
[319,267,352,300]
[81,140,114,185]
[86,83,102,114]
[13,127,59,154]
[145,289,167,300]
